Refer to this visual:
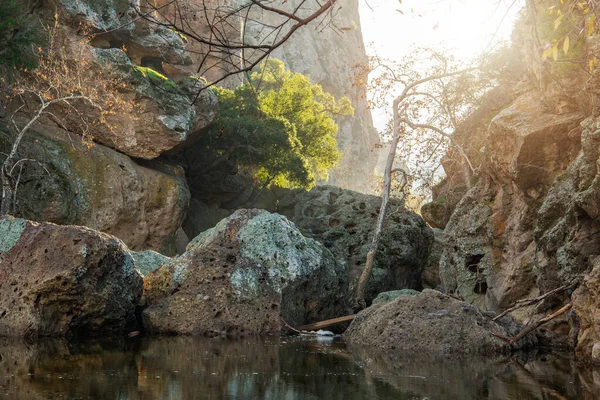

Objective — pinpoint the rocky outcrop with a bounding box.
[251,0,379,191]
[168,0,379,191]
[0,217,143,338]
[278,185,433,303]
[421,13,600,363]
[45,0,218,160]
[142,209,347,335]
[345,289,535,357]
[89,48,217,159]
[0,122,189,255]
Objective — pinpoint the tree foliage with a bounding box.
[200,59,352,189]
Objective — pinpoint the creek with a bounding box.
[0,336,597,399]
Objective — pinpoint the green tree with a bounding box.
[200,59,353,189]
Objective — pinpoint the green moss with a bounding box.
[134,66,178,90]
[168,27,189,44]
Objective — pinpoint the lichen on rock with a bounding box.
[0,217,143,338]
[142,209,348,336]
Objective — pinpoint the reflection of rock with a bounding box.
[278,185,433,303]
[142,209,347,335]
[0,217,143,338]
[0,124,189,255]
[345,289,535,357]
[1,336,598,399]
[348,344,593,400]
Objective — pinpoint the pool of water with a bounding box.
[0,336,598,399]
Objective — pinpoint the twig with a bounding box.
[495,302,573,345]
[492,280,578,321]
[281,318,310,335]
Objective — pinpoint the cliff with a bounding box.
[422,7,600,363]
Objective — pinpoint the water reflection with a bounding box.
[0,336,598,399]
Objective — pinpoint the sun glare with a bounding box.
[359,0,523,131]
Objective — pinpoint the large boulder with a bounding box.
[0,217,143,338]
[32,1,218,160]
[89,48,217,159]
[0,122,189,255]
[142,209,348,335]
[278,185,434,303]
[344,289,536,357]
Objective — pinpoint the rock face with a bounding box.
[420,14,600,363]
[169,0,379,191]
[0,123,190,255]
[0,217,143,338]
[49,0,218,160]
[142,209,347,335]
[252,0,380,191]
[345,289,535,357]
[278,185,434,303]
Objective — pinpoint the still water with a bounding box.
[0,336,598,400]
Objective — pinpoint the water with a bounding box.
[0,336,598,399]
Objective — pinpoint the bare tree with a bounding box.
[1,18,136,215]
[352,49,487,309]
[135,0,343,90]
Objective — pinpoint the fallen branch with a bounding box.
[299,314,356,331]
[494,302,573,345]
[492,280,578,322]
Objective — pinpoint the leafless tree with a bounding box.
[135,0,343,90]
[352,49,488,309]
[1,19,136,215]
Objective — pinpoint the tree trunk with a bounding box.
[1,165,13,215]
[354,98,402,309]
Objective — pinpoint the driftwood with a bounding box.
[493,302,573,345]
[492,280,578,322]
[282,315,356,335]
[299,315,356,331]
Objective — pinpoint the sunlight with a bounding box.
[360,0,524,131]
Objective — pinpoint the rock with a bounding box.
[182,199,232,239]
[486,92,583,191]
[422,228,445,289]
[244,0,380,191]
[174,228,189,255]
[56,0,190,66]
[572,257,600,364]
[372,289,419,305]
[0,122,190,255]
[142,209,347,335]
[0,217,143,338]
[40,0,219,160]
[131,250,170,277]
[344,289,535,357]
[278,185,434,303]
[88,48,218,159]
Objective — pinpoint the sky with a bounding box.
[358,0,524,132]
